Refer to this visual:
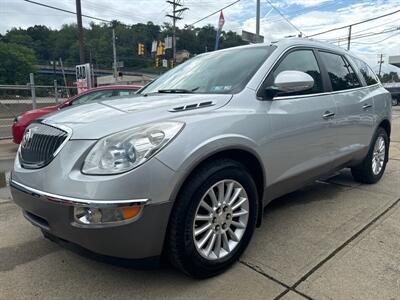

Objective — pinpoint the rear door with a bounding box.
[318,51,375,165]
[259,48,338,192]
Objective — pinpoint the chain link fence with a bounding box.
[0,74,77,139]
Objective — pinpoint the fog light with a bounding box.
[74,205,142,225]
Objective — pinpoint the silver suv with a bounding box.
[11,38,391,278]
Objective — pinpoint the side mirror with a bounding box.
[265,70,314,99]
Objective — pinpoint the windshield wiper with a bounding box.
[158,87,199,94]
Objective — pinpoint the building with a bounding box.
[388,55,400,68]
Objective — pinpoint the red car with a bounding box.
[12,85,142,144]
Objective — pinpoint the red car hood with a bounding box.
[25,105,59,116]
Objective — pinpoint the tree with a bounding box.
[380,72,400,83]
[0,42,37,84]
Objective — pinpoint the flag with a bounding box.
[218,10,225,30]
[214,11,225,51]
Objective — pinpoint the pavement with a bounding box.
[0,107,399,299]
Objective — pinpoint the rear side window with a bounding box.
[319,51,361,91]
[273,49,323,95]
[352,58,378,86]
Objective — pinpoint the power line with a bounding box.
[187,0,240,27]
[307,9,400,37]
[23,0,111,23]
[266,0,340,23]
[325,26,400,43]
[351,32,399,45]
[265,0,303,36]
[319,19,399,42]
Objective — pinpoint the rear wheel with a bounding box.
[351,127,389,184]
[166,159,258,278]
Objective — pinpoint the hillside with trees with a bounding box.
[0,21,248,84]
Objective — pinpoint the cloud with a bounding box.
[282,0,331,7]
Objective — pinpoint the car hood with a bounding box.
[42,93,232,139]
[21,105,59,119]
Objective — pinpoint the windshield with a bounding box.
[139,46,276,95]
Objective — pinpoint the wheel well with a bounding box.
[174,149,265,226]
[379,119,391,137]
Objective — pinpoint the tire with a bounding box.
[351,127,389,184]
[166,159,258,278]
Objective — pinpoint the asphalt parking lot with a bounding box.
[0,107,399,299]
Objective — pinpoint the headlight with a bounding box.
[82,121,184,175]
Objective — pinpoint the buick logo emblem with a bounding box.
[22,128,34,148]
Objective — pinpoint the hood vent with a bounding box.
[169,101,215,112]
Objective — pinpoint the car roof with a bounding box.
[273,37,350,55]
[208,37,352,58]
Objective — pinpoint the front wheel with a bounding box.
[351,127,389,184]
[166,159,258,278]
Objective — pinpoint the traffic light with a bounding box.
[169,59,175,69]
[155,57,160,67]
[156,42,165,56]
[138,43,145,56]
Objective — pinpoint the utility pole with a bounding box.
[378,54,384,77]
[166,0,188,65]
[75,0,85,63]
[256,0,260,42]
[347,25,352,50]
[112,27,117,79]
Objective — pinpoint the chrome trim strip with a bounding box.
[273,83,381,101]
[11,179,150,207]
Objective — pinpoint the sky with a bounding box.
[0,0,399,73]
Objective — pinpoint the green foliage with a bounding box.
[0,42,37,84]
[379,71,400,83]
[2,22,248,72]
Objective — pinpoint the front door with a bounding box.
[259,48,338,197]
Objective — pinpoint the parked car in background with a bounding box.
[10,39,391,278]
[12,85,142,144]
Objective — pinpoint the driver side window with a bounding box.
[273,50,323,96]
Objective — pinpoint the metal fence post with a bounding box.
[54,80,59,103]
[29,73,36,109]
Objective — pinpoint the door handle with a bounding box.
[362,103,373,109]
[322,111,335,119]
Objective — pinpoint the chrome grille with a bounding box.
[19,123,69,169]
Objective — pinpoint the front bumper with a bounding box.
[11,180,173,259]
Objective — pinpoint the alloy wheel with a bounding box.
[372,136,385,175]
[192,180,249,260]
